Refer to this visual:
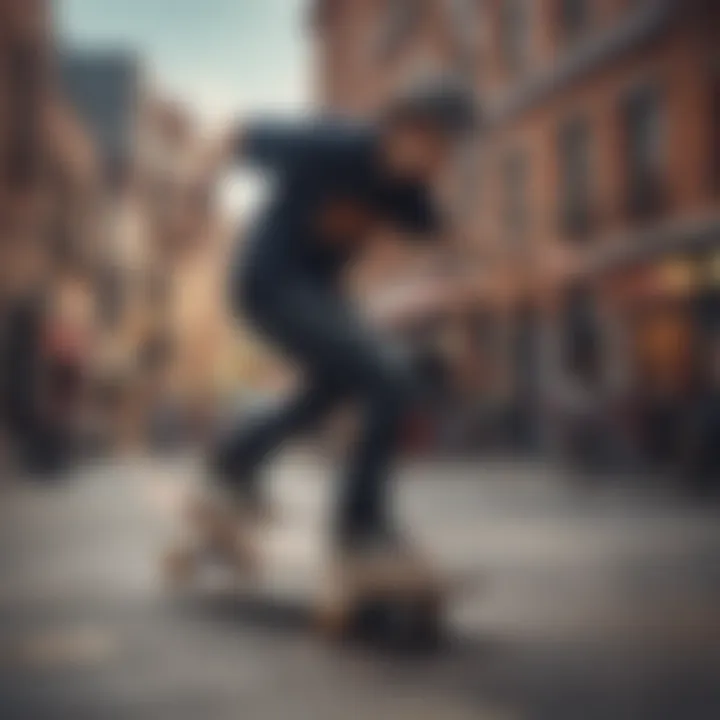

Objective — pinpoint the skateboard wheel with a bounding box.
[409,596,444,649]
[316,605,347,639]
[317,590,444,652]
[162,546,199,586]
[315,586,352,639]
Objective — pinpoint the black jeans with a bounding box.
[217,255,416,540]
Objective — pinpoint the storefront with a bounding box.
[694,249,720,346]
[605,247,720,468]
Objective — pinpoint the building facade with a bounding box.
[312,0,720,463]
[0,0,102,470]
[0,0,53,277]
[476,0,719,461]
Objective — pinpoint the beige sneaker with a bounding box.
[182,486,259,573]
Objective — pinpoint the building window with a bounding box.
[558,117,593,240]
[375,0,424,59]
[502,149,529,247]
[711,63,720,195]
[500,0,530,76]
[622,84,666,221]
[449,0,483,70]
[559,0,591,41]
[454,136,482,221]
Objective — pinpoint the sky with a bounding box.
[58,0,312,124]
[58,0,313,215]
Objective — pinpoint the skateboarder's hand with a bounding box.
[368,280,453,329]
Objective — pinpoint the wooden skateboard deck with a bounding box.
[161,488,480,650]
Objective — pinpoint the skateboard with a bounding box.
[161,489,465,650]
[316,547,447,649]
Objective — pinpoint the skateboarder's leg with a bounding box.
[251,285,417,543]
[220,273,417,537]
[211,275,355,494]
[212,378,342,488]
[334,347,415,544]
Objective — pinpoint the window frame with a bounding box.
[501,146,530,249]
[557,114,594,240]
[710,58,720,196]
[558,0,593,44]
[499,0,532,78]
[620,80,667,221]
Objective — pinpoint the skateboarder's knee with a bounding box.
[365,354,415,413]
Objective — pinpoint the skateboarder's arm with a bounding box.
[193,119,329,179]
[381,182,445,240]
[195,119,365,184]
[237,118,368,171]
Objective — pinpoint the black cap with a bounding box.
[383,73,480,136]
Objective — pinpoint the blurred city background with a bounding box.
[0,1,719,718]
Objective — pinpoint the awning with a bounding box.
[585,214,720,276]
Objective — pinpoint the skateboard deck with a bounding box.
[161,486,480,650]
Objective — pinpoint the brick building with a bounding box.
[1,0,53,286]
[0,0,101,470]
[312,0,720,461]
[476,0,720,460]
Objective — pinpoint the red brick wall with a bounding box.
[474,3,720,313]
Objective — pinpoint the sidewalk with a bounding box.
[0,453,718,719]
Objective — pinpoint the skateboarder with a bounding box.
[196,75,477,574]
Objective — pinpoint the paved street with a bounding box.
[0,454,719,719]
